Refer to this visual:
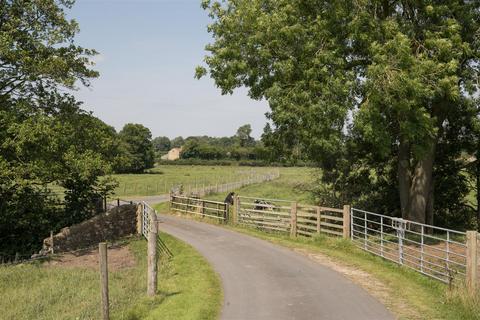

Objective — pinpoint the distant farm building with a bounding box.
[161,147,182,161]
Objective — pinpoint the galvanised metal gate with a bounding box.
[351,208,467,284]
[141,202,172,257]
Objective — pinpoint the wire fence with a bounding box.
[167,193,479,288]
[141,202,173,258]
[351,208,468,284]
[115,169,281,197]
[177,171,280,198]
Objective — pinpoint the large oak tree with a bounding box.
[197,0,480,224]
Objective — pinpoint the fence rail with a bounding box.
[178,171,280,198]
[140,202,173,258]
[170,195,228,221]
[116,170,281,197]
[350,208,469,284]
[236,196,346,238]
[167,193,478,291]
[237,197,292,233]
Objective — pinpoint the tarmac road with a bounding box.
[157,214,394,320]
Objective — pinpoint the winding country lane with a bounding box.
[157,214,394,320]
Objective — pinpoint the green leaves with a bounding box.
[0,0,98,100]
[117,123,155,173]
[198,0,480,224]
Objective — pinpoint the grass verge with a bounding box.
[0,234,222,320]
[225,225,480,320]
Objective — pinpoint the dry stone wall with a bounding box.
[41,204,138,254]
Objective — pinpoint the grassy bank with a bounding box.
[0,234,222,320]
[156,172,480,320]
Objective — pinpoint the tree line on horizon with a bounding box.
[152,124,299,163]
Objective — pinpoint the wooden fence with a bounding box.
[168,194,478,292]
[170,195,229,221]
[234,196,348,238]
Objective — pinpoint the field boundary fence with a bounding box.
[178,171,280,198]
[170,195,228,222]
[169,193,479,292]
[117,170,280,197]
[350,208,478,288]
[234,196,348,238]
[138,202,173,258]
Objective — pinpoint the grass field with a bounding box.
[112,165,278,197]
[156,171,480,320]
[0,234,222,320]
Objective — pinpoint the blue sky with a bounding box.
[70,0,269,139]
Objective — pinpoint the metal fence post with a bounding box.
[343,205,351,239]
[290,202,297,238]
[99,242,109,320]
[147,214,158,296]
[466,230,478,294]
[396,219,405,265]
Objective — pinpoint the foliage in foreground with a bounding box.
[0,234,222,320]
[198,0,480,230]
[0,0,123,257]
[170,172,479,319]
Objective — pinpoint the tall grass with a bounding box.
[0,234,222,320]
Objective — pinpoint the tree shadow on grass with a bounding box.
[123,291,181,320]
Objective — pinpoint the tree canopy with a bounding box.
[117,123,155,173]
[0,0,118,256]
[198,0,480,228]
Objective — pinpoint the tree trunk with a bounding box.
[425,177,434,234]
[476,157,480,231]
[407,142,436,225]
[398,138,411,219]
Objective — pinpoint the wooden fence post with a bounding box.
[343,205,351,239]
[316,207,321,234]
[99,242,109,320]
[290,202,297,238]
[466,230,478,294]
[224,203,228,222]
[147,214,158,296]
[232,195,239,225]
[136,203,143,234]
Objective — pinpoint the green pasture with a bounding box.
[112,165,278,197]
